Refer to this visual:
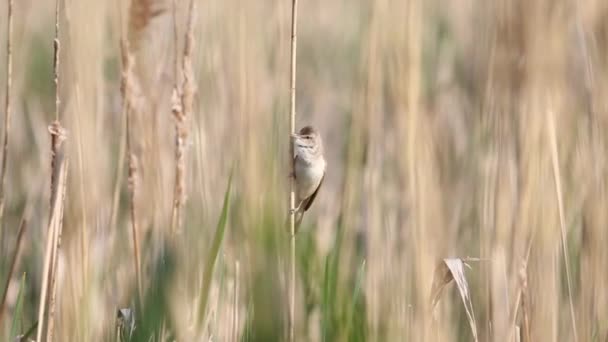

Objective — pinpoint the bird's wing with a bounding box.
[303,172,324,212]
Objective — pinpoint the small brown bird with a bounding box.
[289,126,326,232]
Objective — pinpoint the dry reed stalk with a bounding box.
[546,109,579,342]
[508,223,536,342]
[36,140,68,342]
[45,1,67,338]
[109,0,128,234]
[126,83,142,306]
[120,0,166,303]
[0,218,26,327]
[119,0,144,305]
[170,0,196,235]
[288,0,299,340]
[170,0,181,231]
[109,124,126,229]
[46,123,68,342]
[73,85,89,289]
[120,36,143,302]
[0,0,13,223]
[518,261,531,342]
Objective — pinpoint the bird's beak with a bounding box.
[290,133,299,140]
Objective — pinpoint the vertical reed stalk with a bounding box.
[44,0,67,338]
[119,24,142,302]
[73,85,89,290]
[170,0,196,235]
[36,139,68,342]
[288,0,299,340]
[170,0,182,235]
[547,109,579,342]
[0,0,14,223]
[125,75,142,303]
[46,123,68,342]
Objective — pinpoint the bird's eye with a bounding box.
[305,136,311,140]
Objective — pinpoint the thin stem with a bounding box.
[126,101,142,303]
[547,109,579,342]
[36,155,67,342]
[170,0,195,236]
[53,0,60,123]
[170,0,181,235]
[119,4,142,301]
[0,0,14,223]
[288,0,299,340]
[74,85,89,288]
[45,1,65,338]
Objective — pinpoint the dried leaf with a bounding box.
[430,258,478,342]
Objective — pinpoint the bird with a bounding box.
[289,125,326,233]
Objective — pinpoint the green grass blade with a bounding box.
[197,171,233,329]
[9,273,26,340]
[345,260,365,340]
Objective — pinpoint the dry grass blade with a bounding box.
[547,109,579,342]
[0,0,14,222]
[430,258,478,342]
[430,261,454,309]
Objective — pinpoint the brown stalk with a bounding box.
[547,109,579,342]
[170,0,196,235]
[73,86,89,288]
[118,0,166,304]
[36,138,68,342]
[43,0,67,338]
[120,35,143,302]
[288,0,299,340]
[507,229,536,342]
[126,98,142,304]
[46,123,68,342]
[0,0,14,222]
[0,218,26,327]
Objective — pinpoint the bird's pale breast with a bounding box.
[295,156,325,201]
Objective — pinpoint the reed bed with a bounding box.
[0,0,607,341]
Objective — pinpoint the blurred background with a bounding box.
[1,0,607,341]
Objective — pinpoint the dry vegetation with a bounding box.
[0,0,608,341]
